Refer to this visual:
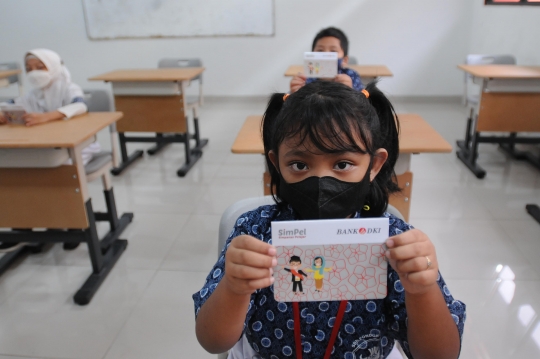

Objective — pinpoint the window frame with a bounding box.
[485,0,540,5]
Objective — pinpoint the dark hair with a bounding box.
[312,27,349,56]
[262,81,400,217]
[289,255,301,263]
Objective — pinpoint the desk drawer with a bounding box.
[112,82,181,96]
[0,148,69,168]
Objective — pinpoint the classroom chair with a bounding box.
[0,62,23,100]
[158,58,203,106]
[83,89,120,169]
[463,54,516,107]
[216,196,406,359]
[348,56,358,65]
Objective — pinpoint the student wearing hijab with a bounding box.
[0,48,100,165]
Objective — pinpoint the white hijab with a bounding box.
[21,48,83,113]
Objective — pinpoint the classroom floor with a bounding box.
[0,96,539,359]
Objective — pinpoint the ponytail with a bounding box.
[361,81,400,217]
[262,93,287,204]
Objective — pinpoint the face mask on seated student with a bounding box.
[290,26,365,94]
[193,81,465,359]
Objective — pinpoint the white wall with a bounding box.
[1,0,536,97]
[468,2,540,65]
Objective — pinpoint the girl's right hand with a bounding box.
[0,113,7,124]
[224,235,276,296]
[290,74,307,93]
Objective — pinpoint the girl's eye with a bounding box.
[291,162,308,171]
[334,162,352,170]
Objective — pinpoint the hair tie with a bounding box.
[361,89,370,98]
[363,205,370,211]
[283,93,290,101]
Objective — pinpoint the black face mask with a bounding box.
[278,165,372,220]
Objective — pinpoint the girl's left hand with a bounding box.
[23,111,63,126]
[385,229,438,295]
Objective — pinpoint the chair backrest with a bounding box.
[158,58,203,82]
[0,62,21,84]
[348,56,358,65]
[83,89,112,112]
[465,54,516,66]
[218,196,406,256]
[218,196,275,256]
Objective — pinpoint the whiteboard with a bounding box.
[82,0,274,39]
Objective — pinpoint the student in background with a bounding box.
[0,48,100,165]
[290,27,364,93]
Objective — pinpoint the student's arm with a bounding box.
[23,111,65,126]
[57,101,87,119]
[196,235,276,354]
[386,229,461,359]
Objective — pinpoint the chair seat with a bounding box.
[85,152,112,175]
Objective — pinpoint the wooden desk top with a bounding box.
[0,69,21,79]
[285,65,393,77]
[89,68,205,82]
[458,65,540,79]
[231,114,452,154]
[0,112,122,148]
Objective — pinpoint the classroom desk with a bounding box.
[232,114,452,221]
[89,68,208,176]
[0,112,133,305]
[284,65,393,84]
[457,65,540,225]
[0,69,21,89]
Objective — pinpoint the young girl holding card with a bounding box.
[193,81,465,359]
[0,48,100,165]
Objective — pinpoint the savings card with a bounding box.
[0,105,26,125]
[304,52,338,78]
[272,218,389,302]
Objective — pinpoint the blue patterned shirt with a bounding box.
[193,205,466,358]
[305,67,364,91]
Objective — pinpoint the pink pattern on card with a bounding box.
[274,244,388,302]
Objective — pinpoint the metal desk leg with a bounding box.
[147,133,172,155]
[192,115,208,153]
[73,198,133,305]
[526,204,540,225]
[456,131,486,179]
[177,115,203,177]
[110,133,144,176]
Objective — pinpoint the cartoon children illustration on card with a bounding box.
[304,256,332,292]
[282,255,308,295]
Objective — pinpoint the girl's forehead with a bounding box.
[278,132,367,154]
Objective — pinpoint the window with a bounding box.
[485,0,540,5]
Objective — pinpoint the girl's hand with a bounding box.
[385,229,439,295]
[0,113,7,125]
[333,74,353,88]
[224,235,276,296]
[23,111,64,126]
[290,74,307,93]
